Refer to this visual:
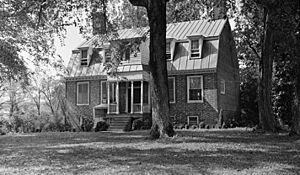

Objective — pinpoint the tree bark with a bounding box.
[257,7,276,132]
[129,0,174,138]
[290,55,300,135]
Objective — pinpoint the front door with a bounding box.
[119,82,127,113]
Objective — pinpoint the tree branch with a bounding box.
[246,40,261,60]
[128,0,148,7]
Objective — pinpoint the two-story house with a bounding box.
[65,18,240,130]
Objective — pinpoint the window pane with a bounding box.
[191,40,199,50]
[105,49,111,62]
[189,77,201,89]
[166,42,171,53]
[82,50,87,58]
[109,83,116,103]
[143,82,149,104]
[133,87,141,103]
[191,53,200,58]
[168,78,174,102]
[166,53,171,60]
[188,116,198,125]
[78,83,88,104]
[189,89,202,100]
[101,81,107,104]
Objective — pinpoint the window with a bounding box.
[109,82,117,104]
[187,34,204,59]
[220,79,226,94]
[187,116,199,126]
[166,42,171,60]
[101,81,107,104]
[77,82,89,105]
[190,40,200,58]
[133,82,141,104]
[105,49,111,62]
[81,50,88,66]
[122,48,130,62]
[168,77,175,103]
[187,76,203,103]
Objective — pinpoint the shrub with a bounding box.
[0,125,8,135]
[142,118,152,129]
[224,118,239,128]
[123,117,134,132]
[184,124,189,129]
[190,125,198,129]
[199,122,205,129]
[95,121,109,132]
[132,119,144,130]
[81,118,94,132]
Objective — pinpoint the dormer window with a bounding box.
[166,42,171,60]
[187,34,204,59]
[81,49,88,66]
[166,37,177,61]
[191,40,200,58]
[121,48,130,62]
[105,48,111,62]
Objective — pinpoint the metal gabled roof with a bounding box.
[166,19,226,40]
[67,19,227,78]
[76,19,226,49]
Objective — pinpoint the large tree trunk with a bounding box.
[129,0,174,139]
[257,7,276,132]
[290,60,300,135]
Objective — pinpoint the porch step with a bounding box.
[108,117,131,130]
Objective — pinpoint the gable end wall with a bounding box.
[217,20,240,122]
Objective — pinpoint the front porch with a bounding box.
[107,80,151,114]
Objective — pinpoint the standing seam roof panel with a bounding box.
[214,20,226,36]
[172,22,188,39]
[189,20,204,36]
[204,21,217,36]
[210,20,222,36]
[180,21,198,39]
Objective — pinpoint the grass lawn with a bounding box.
[0,129,300,175]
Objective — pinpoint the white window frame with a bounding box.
[77,82,89,105]
[166,41,172,61]
[187,75,204,103]
[187,116,199,125]
[101,81,107,104]
[168,77,176,103]
[81,49,88,66]
[190,39,200,59]
[104,48,111,62]
[187,35,204,60]
[220,79,226,94]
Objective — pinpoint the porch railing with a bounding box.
[133,104,141,113]
[109,104,117,113]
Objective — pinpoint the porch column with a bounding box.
[125,82,128,113]
[140,80,143,114]
[131,81,134,114]
[116,81,119,114]
[107,82,110,114]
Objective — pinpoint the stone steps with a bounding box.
[108,117,131,130]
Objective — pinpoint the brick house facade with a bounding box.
[65,19,240,129]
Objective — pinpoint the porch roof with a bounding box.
[107,71,150,81]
